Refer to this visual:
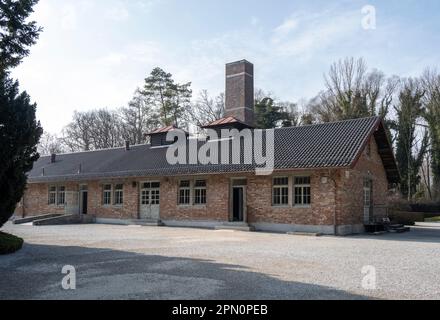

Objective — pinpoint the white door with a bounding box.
[140,182,160,220]
[363,179,372,224]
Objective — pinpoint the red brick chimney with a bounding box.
[225,60,255,127]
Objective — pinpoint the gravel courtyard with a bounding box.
[1,222,439,300]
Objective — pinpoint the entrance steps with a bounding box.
[215,222,255,232]
[131,219,164,227]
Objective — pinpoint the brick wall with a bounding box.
[160,175,229,221]
[16,138,390,229]
[247,171,337,226]
[338,137,389,225]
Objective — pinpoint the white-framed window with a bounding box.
[141,182,160,205]
[103,184,112,205]
[57,186,66,205]
[194,180,207,205]
[179,180,191,205]
[48,186,57,205]
[363,179,372,207]
[141,182,150,205]
[294,176,311,206]
[273,177,289,206]
[114,184,124,205]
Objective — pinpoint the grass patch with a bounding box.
[0,231,24,255]
[425,216,440,222]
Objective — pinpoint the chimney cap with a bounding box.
[226,59,254,66]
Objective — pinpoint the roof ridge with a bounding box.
[272,116,380,131]
[41,143,148,157]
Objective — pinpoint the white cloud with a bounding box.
[97,53,128,66]
[272,18,298,43]
[60,4,77,30]
[105,1,130,21]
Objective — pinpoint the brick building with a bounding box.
[15,60,399,235]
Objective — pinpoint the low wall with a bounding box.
[388,211,425,225]
[33,214,96,226]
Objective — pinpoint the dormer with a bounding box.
[146,125,189,147]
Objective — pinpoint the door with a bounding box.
[140,182,160,220]
[232,187,244,222]
[79,185,88,215]
[363,179,372,224]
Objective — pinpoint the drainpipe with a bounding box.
[327,170,338,236]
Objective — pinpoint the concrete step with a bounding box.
[131,219,164,227]
[287,232,323,237]
[215,223,255,232]
[14,214,63,225]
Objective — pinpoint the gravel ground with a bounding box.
[1,222,439,300]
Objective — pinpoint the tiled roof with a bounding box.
[146,125,184,135]
[201,116,252,128]
[27,116,399,183]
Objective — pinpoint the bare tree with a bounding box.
[62,109,127,152]
[121,89,160,145]
[188,90,225,127]
[38,132,65,155]
[62,111,95,152]
[308,57,399,123]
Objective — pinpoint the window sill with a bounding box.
[293,205,312,209]
[272,205,290,208]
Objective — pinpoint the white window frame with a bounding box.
[178,180,191,206]
[114,184,124,206]
[57,186,66,206]
[194,180,207,205]
[103,184,112,206]
[293,176,311,207]
[48,186,57,205]
[272,177,289,207]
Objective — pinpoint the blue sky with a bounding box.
[12,0,440,134]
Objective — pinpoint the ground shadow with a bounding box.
[0,243,372,300]
[346,225,440,244]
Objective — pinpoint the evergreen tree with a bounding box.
[254,97,288,129]
[392,79,428,200]
[422,69,440,199]
[142,67,192,127]
[0,0,42,70]
[0,0,42,227]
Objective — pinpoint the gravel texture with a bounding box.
[1,222,439,300]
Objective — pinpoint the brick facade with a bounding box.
[15,137,390,234]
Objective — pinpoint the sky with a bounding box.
[11,0,440,134]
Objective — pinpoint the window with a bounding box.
[179,180,191,205]
[114,184,124,205]
[57,186,66,205]
[103,184,112,205]
[151,189,160,205]
[363,179,372,207]
[294,176,311,206]
[48,186,56,205]
[194,180,207,205]
[141,182,160,205]
[273,177,289,206]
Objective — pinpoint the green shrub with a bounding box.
[0,232,24,255]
